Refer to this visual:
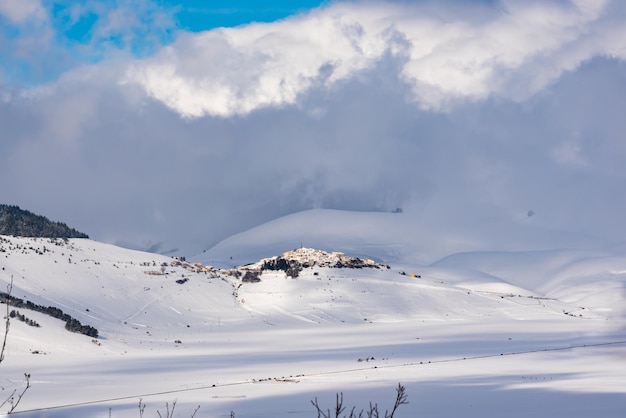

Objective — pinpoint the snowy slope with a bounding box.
[0,221,625,417]
[197,208,612,267]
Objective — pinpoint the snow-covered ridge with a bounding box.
[252,247,382,268]
[170,247,388,284]
[197,208,615,269]
[246,247,388,273]
[0,234,623,331]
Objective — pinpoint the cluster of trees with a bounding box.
[9,310,40,328]
[65,318,98,338]
[241,270,261,283]
[260,257,302,278]
[0,204,88,239]
[0,292,98,338]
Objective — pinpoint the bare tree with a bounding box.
[135,398,199,418]
[311,383,408,418]
[0,277,32,415]
[0,373,31,414]
[0,277,13,364]
[156,400,177,418]
[138,398,146,417]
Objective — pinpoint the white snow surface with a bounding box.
[0,209,625,417]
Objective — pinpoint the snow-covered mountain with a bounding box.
[196,208,614,267]
[0,209,625,417]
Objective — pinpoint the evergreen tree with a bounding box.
[0,204,88,238]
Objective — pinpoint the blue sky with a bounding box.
[52,0,330,44]
[1,0,626,255]
[166,0,330,31]
[1,0,330,85]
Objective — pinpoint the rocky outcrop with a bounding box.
[248,247,388,278]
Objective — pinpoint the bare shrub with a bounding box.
[0,277,32,414]
[137,398,199,418]
[311,383,408,418]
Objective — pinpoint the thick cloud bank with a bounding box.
[125,0,626,117]
[1,0,626,255]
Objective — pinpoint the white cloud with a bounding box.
[124,0,626,118]
[0,0,177,86]
[124,5,392,118]
[398,0,608,105]
[2,0,626,255]
[0,0,46,24]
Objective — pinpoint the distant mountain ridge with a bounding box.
[0,204,88,239]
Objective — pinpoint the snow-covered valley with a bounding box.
[0,209,625,417]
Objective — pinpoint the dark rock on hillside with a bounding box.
[0,204,88,239]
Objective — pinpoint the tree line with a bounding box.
[0,292,98,338]
[0,204,88,239]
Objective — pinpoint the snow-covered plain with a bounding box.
[0,209,625,417]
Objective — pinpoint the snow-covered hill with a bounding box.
[0,211,625,417]
[196,208,613,267]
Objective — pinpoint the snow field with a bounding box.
[0,219,625,417]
